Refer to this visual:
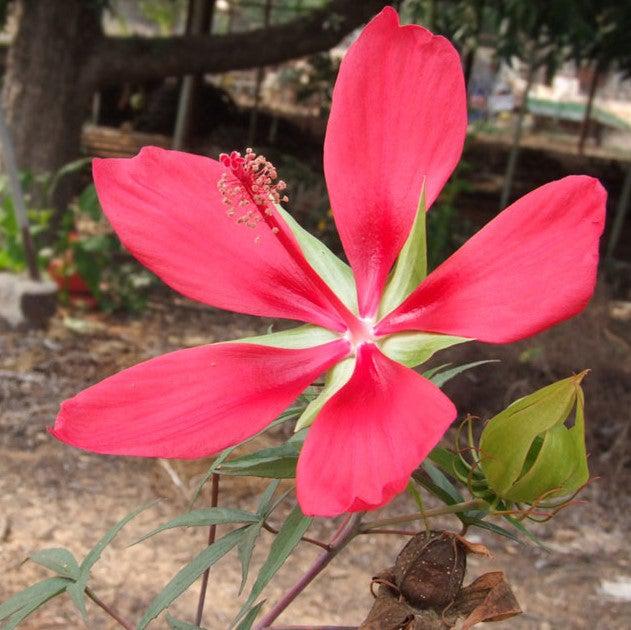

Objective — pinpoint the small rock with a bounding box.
[600,577,631,601]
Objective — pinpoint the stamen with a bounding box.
[217,149,289,230]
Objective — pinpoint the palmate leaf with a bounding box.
[1,504,153,627]
[81,502,155,576]
[138,526,248,629]
[69,502,155,621]
[236,505,312,625]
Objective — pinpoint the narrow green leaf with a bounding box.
[235,601,265,630]
[81,502,154,575]
[429,360,499,388]
[276,204,357,313]
[379,332,470,369]
[28,548,80,580]
[166,613,206,629]
[422,363,451,380]
[220,442,302,479]
[189,447,235,509]
[502,515,549,550]
[132,508,259,546]
[295,358,355,431]
[237,506,312,623]
[467,519,523,545]
[138,527,247,629]
[237,524,263,595]
[379,188,427,317]
[235,324,339,349]
[66,582,89,624]
[256,480,281,517]
[0,578,70,621]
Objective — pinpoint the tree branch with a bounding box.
[90,0,388,87]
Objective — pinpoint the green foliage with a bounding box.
[138,527,248,629]
[133,508,260,546]
[0,503,151,627]
[236,505,312,625]
[424,360,499,388]
[0,160,154,314]
[166,613,206,630]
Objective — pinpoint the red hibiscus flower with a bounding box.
[52,7,605,516]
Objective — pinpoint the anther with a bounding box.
[217,149,289,231]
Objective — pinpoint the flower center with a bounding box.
[218,148,288,230]
[344,317,376,353]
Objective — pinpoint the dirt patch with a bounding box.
[1,291,630,628]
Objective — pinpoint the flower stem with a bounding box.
[255,513,363,629]
[195,472,219,626]
[262,521,331,551]
[85,587,134,630]
[360,500,486,531]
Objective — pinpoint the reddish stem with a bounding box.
[195,473,219,626]
[85,588,134,630]
[255,514,362,629]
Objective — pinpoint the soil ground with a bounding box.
[1,287,631,629]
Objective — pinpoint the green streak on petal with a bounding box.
[275,204,358,314]
[235,324,339,349]
[378,331,470,368]
[294,357,355,431]
[378,188,427,318]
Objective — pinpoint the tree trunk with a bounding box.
[463,47,476,93]
[2,0,385,178]
[247,0,273,147]
[607,160,631,260]
[173,0,216,150]
[0,0,102,176]
[499,61,535,210]
[577,61,602,155]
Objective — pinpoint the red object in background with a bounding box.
[47,257,91,294]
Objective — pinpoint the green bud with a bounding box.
[479,373,589,504]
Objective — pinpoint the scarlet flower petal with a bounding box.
[377,176,607,342]
[296,343,456,516]
[93,147,349,332]
[324,7,467,317]
[51,339,349,459]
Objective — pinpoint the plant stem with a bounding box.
[360,500,486,531]
[195,472,219,626]
[360,528,418,536]
[255,513,363,629]
[262,522,331,551]
[85,587,134,630]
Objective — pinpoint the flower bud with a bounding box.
[479,373,589,505]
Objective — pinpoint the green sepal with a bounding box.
[480,373,589,503]
[378,187,427,318]
[379,332,470,368]
[276,204,358,313]
[294,357,355,431]
[235,324,339,349]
